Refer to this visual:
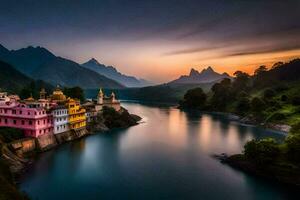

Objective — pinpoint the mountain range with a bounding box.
[0,44,124,89]
[168,66,231,85]
[82,58,152,87]
[0,60,53,95]
[0,60,32,92]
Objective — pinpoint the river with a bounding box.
[19,102,297,199]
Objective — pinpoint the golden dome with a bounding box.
[51,85,66,101]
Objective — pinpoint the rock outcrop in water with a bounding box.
[220,154,300,187]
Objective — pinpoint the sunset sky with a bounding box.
[1,0,299,83]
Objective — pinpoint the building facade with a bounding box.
[96,88,121,111]
[0,101,53,137]
[52,105,69,134]
[66,98,86,130]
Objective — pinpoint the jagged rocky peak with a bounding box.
[189,68,200,76]
[169,66,232,85]
[201,66,215,73]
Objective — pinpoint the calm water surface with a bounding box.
[20,102,298,200]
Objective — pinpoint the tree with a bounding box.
[179,87,207,108]
[290,122,300,135]
[254,65,267,76]
[263,89,276,99]
[63,87,85,102]
[244,138,280,165]
[236,97,250,114]
[285,134,300,163]
[232,71,250,93]
[210,78,232,111]
[251,97,265,113]
[271,62,283,69]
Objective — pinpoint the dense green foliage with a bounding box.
[180,59,300,126]
[63,86,85,102]
[102,107,138,128]
[179,88,207,108]
[241,121,300,172]
[244,138,280,165]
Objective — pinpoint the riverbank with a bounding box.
[0,107,141,200]
[219,154,300,187]
[179,108,291,134]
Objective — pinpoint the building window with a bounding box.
[5,119,8,124]
[12,110,16,114]
[21,120,25,125]
[35,112,37,115]
[13,120,16,125]
[19,111,22,114]
[28,112,30,115]
[38,121,40,125]
[29,121,32,125]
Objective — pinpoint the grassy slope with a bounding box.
[225,81,300,126]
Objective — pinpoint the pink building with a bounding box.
[0,100,53,137]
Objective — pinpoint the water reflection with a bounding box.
[20,102,296,200]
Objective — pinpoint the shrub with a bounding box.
[285,134,300,163]
[290,122,300,135]
[292,96,300,105]
[281,95,288,102]
[244,138,280,165]
[274,85,289,92]
[263,89,276,99]
[268,112,286,121]
[236,97,250,113]
[251,97,266,113]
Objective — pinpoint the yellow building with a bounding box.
[66,98,86,130]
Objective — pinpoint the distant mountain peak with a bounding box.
[87,58,101,65]
[201,66,215,73]
[169,66,232,85]
[0,44,9,53]
[82,59,152,87]
[189,68,199,76]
